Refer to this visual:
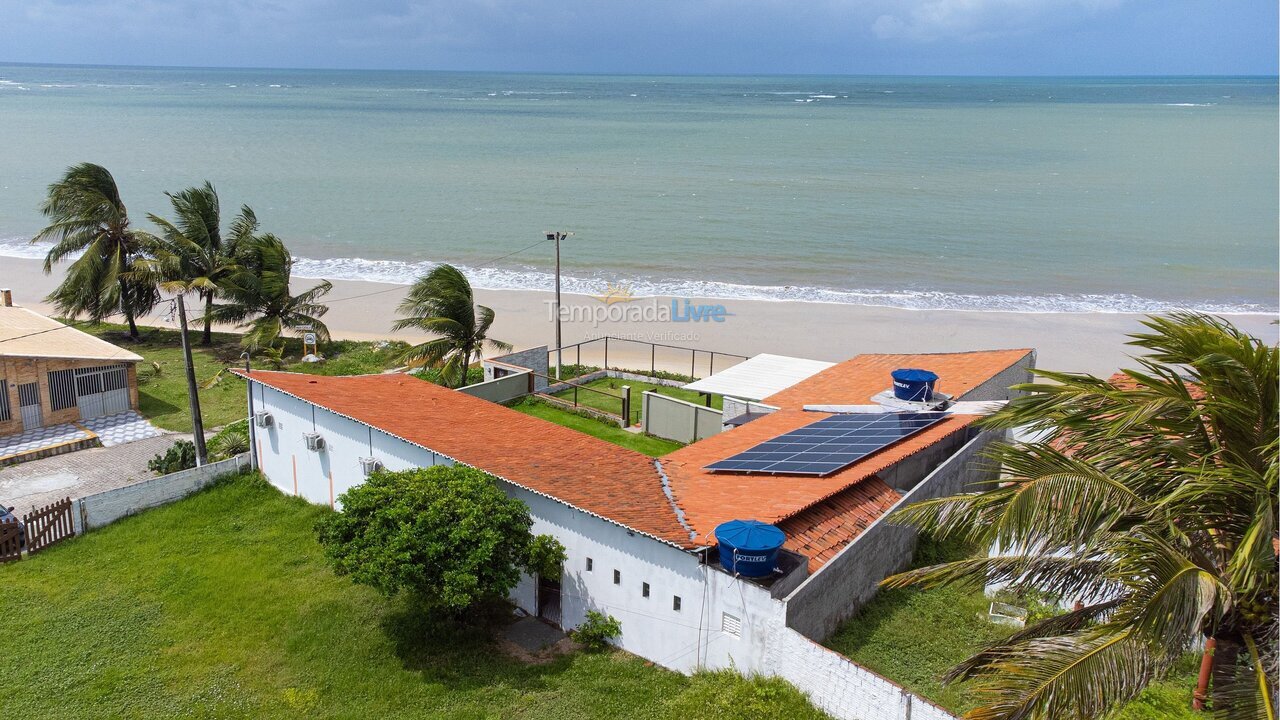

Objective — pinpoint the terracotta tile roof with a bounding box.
[663,349,1032,551]
[662,408,977,545]
[1108,372,1206,400]
[234,370,695,548]
[778,476,901,572]
[763,349,1033,409]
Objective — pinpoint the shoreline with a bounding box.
[3,257,1276,377]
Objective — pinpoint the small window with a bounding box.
[673,596,682,612]
[722,612,742,638]
[613,569,621,585]
[586,558,593,571]
[642,582,650,598]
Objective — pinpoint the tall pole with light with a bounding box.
[546,231,573,379]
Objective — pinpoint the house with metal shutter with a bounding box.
[0,290,143,437]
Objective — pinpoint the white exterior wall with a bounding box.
[246,380,783,675]
[251,383,446,507]
[246,379,955,719]
[505,484,784,673]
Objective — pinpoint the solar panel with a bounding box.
[705,412,948,477]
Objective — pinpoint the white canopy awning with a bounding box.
[683,353,834,401]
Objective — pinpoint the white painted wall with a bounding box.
[246,380,783,675]
[245,379,957,720]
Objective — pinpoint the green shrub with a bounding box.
[412,366,484,387]
[526,534,567,580]
[148,439,197,475]
[571,610,622,650]
[208,419,250,461]
[315,466,537,616]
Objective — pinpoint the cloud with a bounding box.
[870,0,1124,42]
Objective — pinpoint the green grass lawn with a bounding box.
[551,376,721,425]
[81,323,411,432]
[825,539,1204,719]
[0,473,827,720]
[508,397,685,457]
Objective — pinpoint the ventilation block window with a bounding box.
[722,612,742,638]
[642,582,650,598]
[586,557,593,572]
[673,596,682,612]
[613,569,621,585]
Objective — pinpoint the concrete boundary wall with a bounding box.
[783,430,1002,640]
[641,391,722,444]
[771,628,955,720]
[959,350,1036,402]
[72,454,250,533]
[458,371,532,404]
[485,346,549,392]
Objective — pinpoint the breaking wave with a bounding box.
[1,238,1271,315]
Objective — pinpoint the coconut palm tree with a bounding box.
[211,233,331,352]
[31,163,158,338]
[883,313,1276,720]
[145,182,259,345]
[393,264,511,388]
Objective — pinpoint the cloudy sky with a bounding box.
[2,0,1275,75]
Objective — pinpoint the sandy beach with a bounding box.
[3,257,1276,378]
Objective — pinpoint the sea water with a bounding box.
[0,64,1275,313]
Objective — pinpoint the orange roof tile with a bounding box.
[764,349,1033,408]
[235,370,694,547]
[664,349,1031,549]
[778,476,901,573]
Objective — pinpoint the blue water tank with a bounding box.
[891,368,939,402]
[715,520,786,577]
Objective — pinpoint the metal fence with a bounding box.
[549,336,748,382]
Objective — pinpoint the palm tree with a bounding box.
[393,264,511,388]
[211,233,332,352]
[145,182,259,345]
[31,163,158,338]
[882,313,1276,720]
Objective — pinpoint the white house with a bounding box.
[235,347,1034,720]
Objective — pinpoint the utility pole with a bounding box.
[175,294,208,466]
[545,231,573,379]
[243,352,256,473]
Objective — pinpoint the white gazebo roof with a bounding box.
[683,353,835,401]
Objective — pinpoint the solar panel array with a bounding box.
[705,412,948,476]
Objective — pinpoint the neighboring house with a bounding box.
[235,347,1034,720]
[0,291,143,437]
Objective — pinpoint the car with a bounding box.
[0,504,25,550]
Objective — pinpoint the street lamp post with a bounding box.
[546,231,573,379]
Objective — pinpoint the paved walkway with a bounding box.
[0,433,187,516]
[0,422,93,460]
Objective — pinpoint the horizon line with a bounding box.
[1,59,1276,80]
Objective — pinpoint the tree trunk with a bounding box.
[176,294,209,466]
[1194,638,1215,710]
[202,292,213,346]
[1210,631,1244,712]
[456,348,471,389]
[119,277,139,339]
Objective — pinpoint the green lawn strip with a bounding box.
[0,474,826,720]
[825,540,1206,718]
[79,323,409,432]
[552,376,722,423]
[508,397,684,457]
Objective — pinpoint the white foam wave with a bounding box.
[2,238,1270,315]
[1164,103,1215,107]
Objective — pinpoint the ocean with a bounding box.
[0,64,1276,313]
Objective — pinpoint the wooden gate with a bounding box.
[23,497,75,554]
[0,519,21,563]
